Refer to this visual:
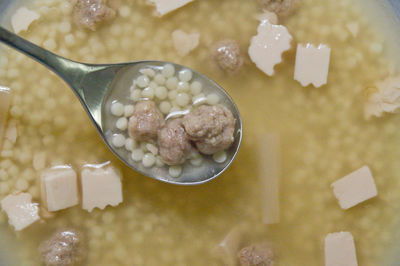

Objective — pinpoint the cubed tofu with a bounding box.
[325,232,358,266]
[294,43,331,88]
[331,166,377,209]
[11,7,40,34]
[1,193,40,231]
[81,165,123,212]
[147,0,194,17]
[172,29,200,57]
[40,166,79,212]
[213,226,244,266]
[248,20,292,76]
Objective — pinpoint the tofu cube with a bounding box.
[325,232,358,266]
[11,7,40,34]
[331,166,377,209]
[147,0,194,17]
[1,193,40,231]
[294,43,331,88]
[40,166,79,212]
[81,165,123,212]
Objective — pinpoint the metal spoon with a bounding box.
[0,26,242,185]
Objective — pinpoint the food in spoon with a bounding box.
[183,105,235,155]
[39,228,87,266]
[331,165,377,210]
[1,192,39,231]
[72,0,116,30]
[325,232,358,266]
[128,100,165,141]
[211,39,244,74]
[294,43,331,88]
[158,118,192,165]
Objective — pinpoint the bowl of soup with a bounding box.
[1,0,400,265]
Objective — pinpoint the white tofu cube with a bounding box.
[40,166,79,212]
[172,29,200,57]
[331,166,377,209]
[147,0,194,17]
[1,193,40,231]
[81,165,123,212]
[248,20,292,76]
[11,7,40,34]
[325,232,358,266]
[294,43,331,88]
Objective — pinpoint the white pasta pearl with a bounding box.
[159,101,172,114]
[190,81,202,95]
[58,21,71,33]
[190,158,203,166]
[116,117,128,130]
[146,143,158,155]
[125,138,136,151]
[206,93,220,105]
[112,134,126,148]
[162,64,175,77]
[155,86,168,100]
[131,149,144,162]
[155,157,165,167]
[168,90,178,100]
[154,74,166,85]
[142,153,156,168]
[43,39,57,50]
[179,69,193,82]
[141,87,154,99]
[166,77,178,90]
[130,89,142,101]
[169,165,182,178]
[148,81,158,89]
[213,151,227,163]
[124,105,134,117]
[136,75,149,88]
[176,93,190,107]
[193,93,207,105]
[111,102,124,116]
[15,179,29,191]
[139,68,155,77]
[177,81,189,91]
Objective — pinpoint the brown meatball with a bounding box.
[158,119,192,165]
[183,105,235,155]
[128,100,165,141]
[39,228,87,266]
[211,40,244,74]
[258,0,299,18]
[73,0,116,31]
[238,243,275,266]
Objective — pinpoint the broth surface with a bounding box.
[1,0,400,265]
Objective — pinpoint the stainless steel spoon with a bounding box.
[0,26,242,185]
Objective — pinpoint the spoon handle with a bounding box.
[0,26,87,92]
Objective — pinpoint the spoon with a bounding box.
[0,26,242,185]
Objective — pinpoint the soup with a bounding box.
[0,0,400,265]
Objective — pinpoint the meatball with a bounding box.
[258,0,299,18]
[158,119,192,165]
[128,100,165,141]
[238,243,275,266]
[183,105,235,155]
[39,228,87,266]
[73,0,116,31]
[211,40,244,74]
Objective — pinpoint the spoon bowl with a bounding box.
[0,26,242,185]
